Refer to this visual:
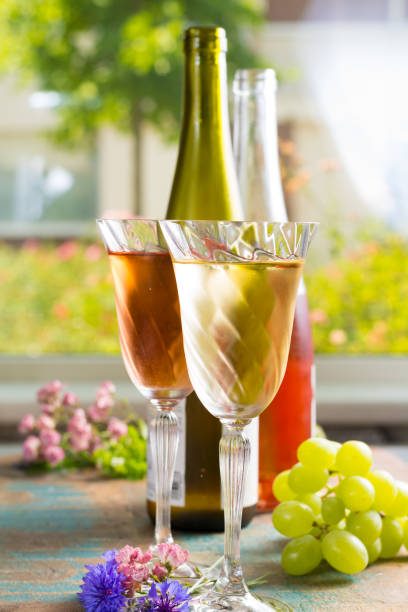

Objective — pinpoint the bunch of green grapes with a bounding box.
[272,438,408,576]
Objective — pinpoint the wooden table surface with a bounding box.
[0,446,407,611]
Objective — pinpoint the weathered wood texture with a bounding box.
[0,448,407,611]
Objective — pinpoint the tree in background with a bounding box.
[0,0,265,209]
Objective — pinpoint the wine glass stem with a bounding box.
[150,403,179,545]
[216,422,250,596]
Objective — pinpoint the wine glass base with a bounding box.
[191,591,293,612]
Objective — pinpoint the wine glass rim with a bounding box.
[161,219,319,226]
[96,217,163,223]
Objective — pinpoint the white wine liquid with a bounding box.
[174,260,303,421]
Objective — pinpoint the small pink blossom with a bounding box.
[41,404,56,415]
[157,543,189,569]
[57,240,77,261]
[37,380,63,404]
[68,408,89,435]
[37,415,55,430]
[329,329,347,346]
[107,417,128,440]
[22,436,40,462]
[310,308,327,325]
[62,392,79,407]
[22,238,40,253]
[40,428,61,448]
[88,395,112,422]
[18,414,35,435]
[70,434,91,452]
[118,562,150,587]
[115,546,152,566]
[43,445,65,466]
[151,563,168,579]
[85,244,103,261]
[97,381,116,397]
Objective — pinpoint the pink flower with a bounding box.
[157,543,188,569]
[62,392,79,407]
[41,404,56,415]
[310,308,327,325]
[88,395,112,422]
[70,434,91,452]
[22,436,40,462]
[98,381,116,396]
[122,563,150,583]
[151,563,168,579]
[37,380,63,404]
[22,238,40,253]
[107,417,128,440]
[329,329,347,346]
[57,240,77,261]
[40,428,61,447]
[68,408,88,435]
[85,244,103,261]
[18,414,35,435]
[43,445,65,467]
[115,546,152,566]
[37,415,55,430]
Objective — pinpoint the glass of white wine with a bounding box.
[160,220,317,612]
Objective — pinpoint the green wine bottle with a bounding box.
[146,26,258,531]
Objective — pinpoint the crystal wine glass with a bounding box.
[160,220,317,612]
[97,218,195,575]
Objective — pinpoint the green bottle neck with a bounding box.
[182,49,230,130]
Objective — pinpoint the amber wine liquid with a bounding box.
[108,251,191,401]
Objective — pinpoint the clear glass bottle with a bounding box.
[146,27,258,531]
[233,68,315,511]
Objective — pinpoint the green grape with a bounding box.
[288,462,329,495]
[388,481,408,518]
[380,517,403,558]
[321,496,345,525]
[346,511,382,545]
[322,529,368,574]
[335,441,372,476]
[297,437,338,470]
[338,476,375,511]
[367,469,397,513]
[298,493,322,517]
[366,538,381,564]
[272,470,296,502]
[272,501,315,538]
[281,535,323,576]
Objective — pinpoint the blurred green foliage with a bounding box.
[1,232,408,355]
[305,233,408,354]
[0,0,264,145]
[0,240,118,354]
[93,424,147,480]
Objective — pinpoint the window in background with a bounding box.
[0,134,97,228]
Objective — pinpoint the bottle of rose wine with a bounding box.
[146,26,258,531]
[232,68,315,511]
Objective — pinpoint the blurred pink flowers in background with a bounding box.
[18,413,35,435]
[57,240,78,261]
[329,329,347,346]
[22,436,40,462]
[18,379,130,471]
[85,244,103,261]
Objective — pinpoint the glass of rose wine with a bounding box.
[160,220,317,612]
[97,218,195,574]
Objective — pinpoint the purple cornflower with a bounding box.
[78,550,127,612]
[137,581,191,612]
